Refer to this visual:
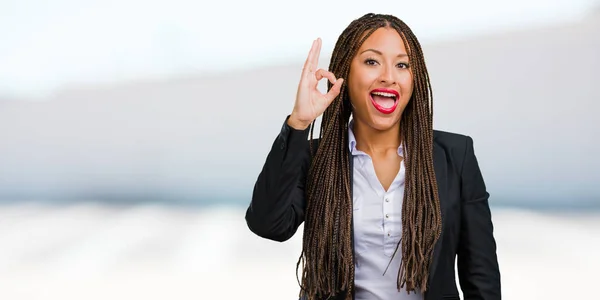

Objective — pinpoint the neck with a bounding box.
[351,118,401,156]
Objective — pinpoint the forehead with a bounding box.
[357,27,408,55]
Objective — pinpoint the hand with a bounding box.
[288,38,344,130]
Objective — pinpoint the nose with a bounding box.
[378,63,396,85]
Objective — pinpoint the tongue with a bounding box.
[372,95,395,108]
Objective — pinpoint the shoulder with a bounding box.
[310,130,474,152]
[433,129,476,174]
[433,129,472,150]
[309,129,476,160]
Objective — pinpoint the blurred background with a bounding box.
[1,0,599,299]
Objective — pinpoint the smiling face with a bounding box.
[347,27,414,132]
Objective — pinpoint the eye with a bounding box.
[397,62,410,69]
[364,58,379,66]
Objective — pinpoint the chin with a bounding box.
[366,109,403,131]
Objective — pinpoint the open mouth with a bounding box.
[369,88,399,114]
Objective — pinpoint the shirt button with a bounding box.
[387,231,391,236]
[385,198,389,202]
[385,214,389,218]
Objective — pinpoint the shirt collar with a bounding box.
[348,119,403,157]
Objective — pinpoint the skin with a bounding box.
[288,27,414,191]
[348,27,414,190]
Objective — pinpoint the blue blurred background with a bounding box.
[0,0,598,299]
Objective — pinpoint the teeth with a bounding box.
[372,91,396,98]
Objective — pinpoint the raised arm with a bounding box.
[245,38,342,242]
[457,136,502,300]
[245,116,313,242]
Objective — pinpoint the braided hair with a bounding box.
[296,13,442,300]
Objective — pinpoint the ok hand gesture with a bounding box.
[288,38,344,130]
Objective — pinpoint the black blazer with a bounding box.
[245,116,501,300]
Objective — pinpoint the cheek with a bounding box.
[399,71,414,95]
[350,65,379,91]
[347,74,371,102]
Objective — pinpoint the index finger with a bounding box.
[311,38,322,71]
[301,39,318,77]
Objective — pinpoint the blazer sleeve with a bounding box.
[245,115,313,242]
[457,136,502,300]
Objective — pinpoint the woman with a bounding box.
[245,13,501,300]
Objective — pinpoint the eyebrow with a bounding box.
[360,48,408,57]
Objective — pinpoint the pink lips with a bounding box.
[369,88,399,114]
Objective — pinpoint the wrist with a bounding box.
[287,114,311,130]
